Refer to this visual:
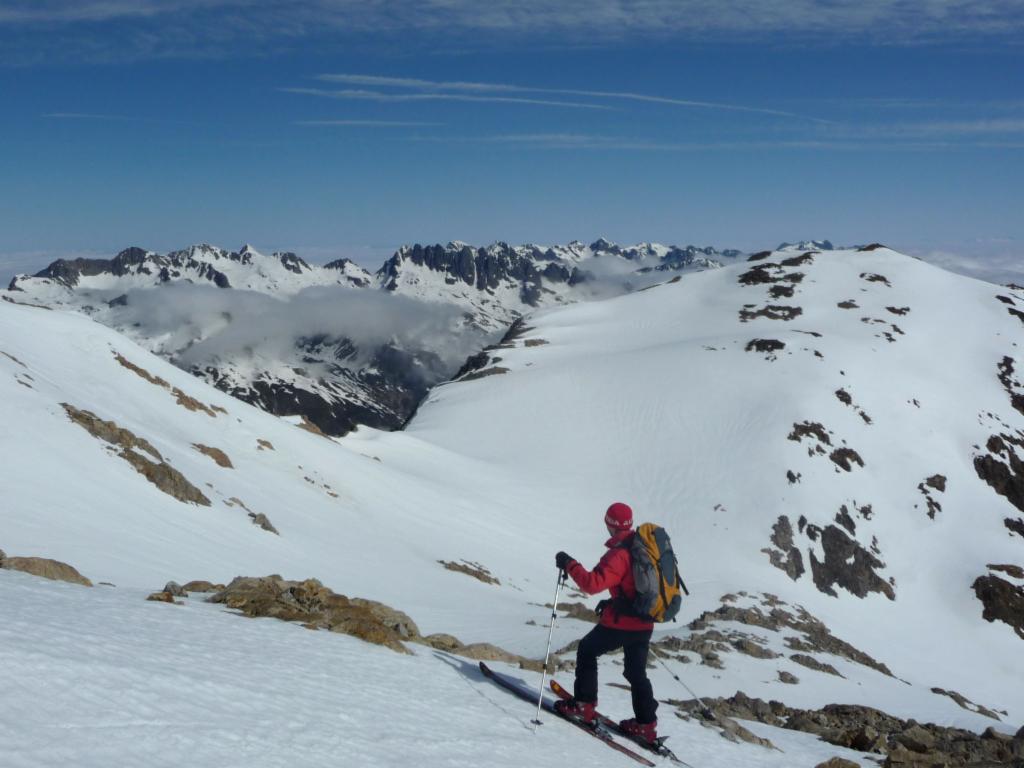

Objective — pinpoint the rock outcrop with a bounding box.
[62,403,210,506]
[208,576,415,654]
[972,573,1024,640]
[673,692,1023,766]
[0,549,92,586]
[206,574,550,668]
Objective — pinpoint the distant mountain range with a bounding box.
[7,239,746,434]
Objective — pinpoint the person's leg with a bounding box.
[574,625,624,703]
[622,630,658,723]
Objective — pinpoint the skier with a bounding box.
[553,502,659,744]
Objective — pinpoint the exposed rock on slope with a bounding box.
[673,693,1023,766]
[209,575,417,653]
[0,549,92,586]
[972,573,1024,640]
[62,403,211,506]
[206,575,551,668]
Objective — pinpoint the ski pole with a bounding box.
[650,646,716,721]
[533,567,566,727]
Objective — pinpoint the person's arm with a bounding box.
[566,549,628,595]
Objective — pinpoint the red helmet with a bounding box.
[604,502,633,531]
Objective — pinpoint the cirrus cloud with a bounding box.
[2,0,1022,63]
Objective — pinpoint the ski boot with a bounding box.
[619,718,659,744]
[554,698,597,724]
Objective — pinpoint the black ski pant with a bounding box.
[573,624,658,724]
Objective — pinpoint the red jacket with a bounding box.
[566,530,654,632]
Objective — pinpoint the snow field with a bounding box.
[0,570,876,768]
[3,246,1023,768]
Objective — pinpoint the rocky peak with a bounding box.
[589,237,618,254]
[778,239,836,252]
[31,255,128,288]
[276,251,311,275]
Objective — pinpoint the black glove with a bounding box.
[595,598,611,616]
[555,551,574,571]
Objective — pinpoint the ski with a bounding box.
[479,662,656,767]
[550,678,690,766]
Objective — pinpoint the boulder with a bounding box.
[327,605,409,654]
[348,597,420,639]
[422,633,463,652]
[181,580,223,593]
[457,643,522,665]
[815,759,860,768]
[883,745,949,766]
[209,575,412,653]
[778,670,799,685]
[849,724,887,753]
[1,555,92,586]
[146,591,178,604]
[733,638,780,659]
[897,724,937,752]
[163,581,187,597]
[972,573,1024,639]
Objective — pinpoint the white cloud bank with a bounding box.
[103,283,491,376]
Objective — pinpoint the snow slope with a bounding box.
[2,245,1023,767]
[0,571,877,768]
[394,248,1024,707]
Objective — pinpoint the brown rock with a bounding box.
[146,591,178,603]
[790,653,844,677]
[898,724,938,752]
[457,643,522,664]
[163,581,187,597]
[778,670,799,685]
[557,601,599,623]
[972,573,1024,639]
[438,559,500,585]
[327,608,409,654]
[62,403,210,506]
[815,759,860,768]
[883,745,949,766]
[422,633,463,652]
[192,443,233,468]
[181,580,224,593]
[988,563,1024,579]
[733,638,780,659]
[849,724,887,753]
[1,555,92,586]
[348,598,420,639]
[248,512,279,535]
[210,575,413,653]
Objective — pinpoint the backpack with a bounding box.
[627,523,688,622]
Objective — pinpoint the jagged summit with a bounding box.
[778,239,837,252]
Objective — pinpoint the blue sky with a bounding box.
[1,1,1022,281]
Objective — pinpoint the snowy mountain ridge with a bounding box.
[6,237,742,435]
